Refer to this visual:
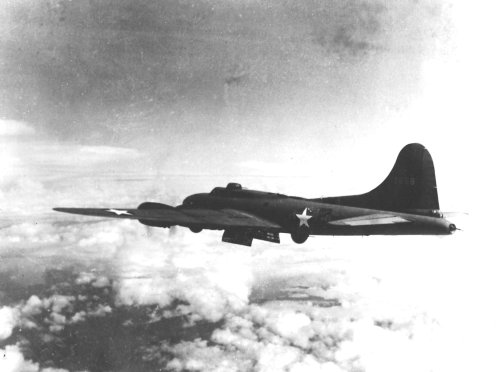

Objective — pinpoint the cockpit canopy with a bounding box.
[226,182,242,191]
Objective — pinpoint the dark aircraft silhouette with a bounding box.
[54,143,457,246]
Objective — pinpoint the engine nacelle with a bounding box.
[137,202,172,228]
[291,227,309,244]
[137,202,172,210]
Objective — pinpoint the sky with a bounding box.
[1,0,499,371]
[0,0,464,191]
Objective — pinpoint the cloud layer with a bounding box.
[2,204,491,372]
[0,117,491,371]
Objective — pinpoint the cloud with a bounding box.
[0,207,481,370]
[272,0,447,61]
[0,125,149,219]
[289,356,343,372]
[0,120,33,185]
[113,228,253,322]
[0,306,20,340]
[0,343,70,372]
[126,227,500,372]
[155,294,437,372]
[75,272,97,285]
[1,217,496,372]
[22,144,143,168]
[157,339,252,372]
[21,296,44,317]
[47,295,74,313]
[0,344,39,372]
[0,271,114,338]
[87,304,112,317]
[75,272,110,288]
[309,0,387,55]
[0,159,492,372]
[151,329,343,372]
[0,120,35,137]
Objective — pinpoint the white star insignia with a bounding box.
[107,209,131,216]
[296,208,312,227]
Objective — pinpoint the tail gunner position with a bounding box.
[55,144,457,246]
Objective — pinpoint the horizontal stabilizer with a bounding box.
[328,214,411,226]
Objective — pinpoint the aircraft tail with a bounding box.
[318,143,441,215]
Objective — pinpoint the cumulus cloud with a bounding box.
[153,294,438,372]
[0,306,20,341]
[0,271,115,339]
[0,343,70,372]
[0,344,39,372]
[87,304,112,317]
[75,272,110,288]
[1,201,486,372]
[124,229,498,372]
[21,296,44,317]
[113,228,253,322]
[151,339,252,372]
[47,295,74,314]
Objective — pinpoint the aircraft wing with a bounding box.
[328,213,411,226]
[53,207,282,230]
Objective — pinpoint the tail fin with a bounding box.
[319,143,440,214]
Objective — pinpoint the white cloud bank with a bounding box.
[0,343,69,372]
[2,200,496,372]
[114,228,253,322]
[0,306,20,341]
[0,119,35,136]
[150,284,439,372]
[123,225,500,372]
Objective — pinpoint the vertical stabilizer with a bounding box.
[317,144,440,213]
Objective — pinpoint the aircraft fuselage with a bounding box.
[180,190,454,236]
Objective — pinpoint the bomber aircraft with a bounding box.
[54,143,457,246]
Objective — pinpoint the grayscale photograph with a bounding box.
[0,1,496,371]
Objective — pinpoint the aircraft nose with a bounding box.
[449,223,457,233]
